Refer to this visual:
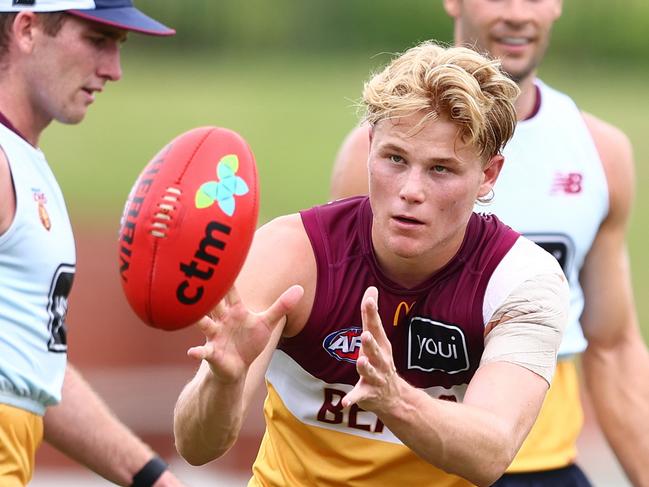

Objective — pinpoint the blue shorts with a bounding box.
[491,464,592,487]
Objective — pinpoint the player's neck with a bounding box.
[371,229,464,290]
[0,81,48,147]
[514,75,540,121]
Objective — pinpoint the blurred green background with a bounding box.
[42,0,649,338]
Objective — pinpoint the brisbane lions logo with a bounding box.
[323,327,362,364]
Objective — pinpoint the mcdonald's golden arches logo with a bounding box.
[392,300,415,327]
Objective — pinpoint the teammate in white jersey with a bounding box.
[330,1,649,486]
[0,2,185,487]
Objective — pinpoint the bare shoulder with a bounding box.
[253,213,312,257]
[242,213,313,281]
[330,123,372,199]
[336,123,371,158]
[237,213,316,334]
[582,111,633,169]
[582,111,635,223]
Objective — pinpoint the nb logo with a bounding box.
[407,317,469,374]
[551,172,583,195]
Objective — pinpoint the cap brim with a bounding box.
[68,7,175,36]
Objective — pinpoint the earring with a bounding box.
[476,188,495,205]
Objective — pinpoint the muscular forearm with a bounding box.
[173,283,301,465]
[377,378,521,486]
[583,332,649,487]
[173,366,246,465]
[345,288,550,486]
[44,365,157,486]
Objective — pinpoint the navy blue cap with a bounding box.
[68,0,175,36]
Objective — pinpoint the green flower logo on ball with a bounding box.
[195,154,249,216]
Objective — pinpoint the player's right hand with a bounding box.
[187,284,303,383]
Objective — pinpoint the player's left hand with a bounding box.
[342,286,401,413]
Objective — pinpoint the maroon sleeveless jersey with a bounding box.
[250,196,521,486]
[281,196,519,390]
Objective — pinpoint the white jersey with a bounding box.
[0,122,76,415]
[478,79,608,357]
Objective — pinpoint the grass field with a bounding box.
[41,52,649,340]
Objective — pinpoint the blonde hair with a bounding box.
[363,41,519,159]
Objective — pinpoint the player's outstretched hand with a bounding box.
[342,286,400,413]
[187,284,303,383]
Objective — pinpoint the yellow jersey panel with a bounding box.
[250,382,474,487]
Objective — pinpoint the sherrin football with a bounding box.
[118,127,259,330]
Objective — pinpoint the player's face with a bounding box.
[368,112,502,278]
[26,15,126,126]
[444,0,562,83]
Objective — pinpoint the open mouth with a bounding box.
[80,88,95,100]
[498,36,531,46]
[394,215,424,225]
[82,86,102,97]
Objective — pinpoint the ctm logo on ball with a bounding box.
[176,153,252,307]
[195,154,250,217]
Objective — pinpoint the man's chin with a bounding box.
[388,241,425,260]
[57,111,88,125]
[500,62,537,85]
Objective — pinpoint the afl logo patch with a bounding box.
[323,327,362,364]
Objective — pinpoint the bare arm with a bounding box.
[330,124,371,199]
[580,112,649,487]
[343,285,562,486]
[173,214,315,465]
[380,363,546,487]
[0,148,16,235]
[44,364,184,487]
[173,286,302,465]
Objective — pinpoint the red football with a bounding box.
[118,127,259,330]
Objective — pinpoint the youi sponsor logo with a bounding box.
[408,317,469,374]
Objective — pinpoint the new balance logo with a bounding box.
[551,172,583,194]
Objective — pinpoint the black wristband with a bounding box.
[131,456,168,487]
